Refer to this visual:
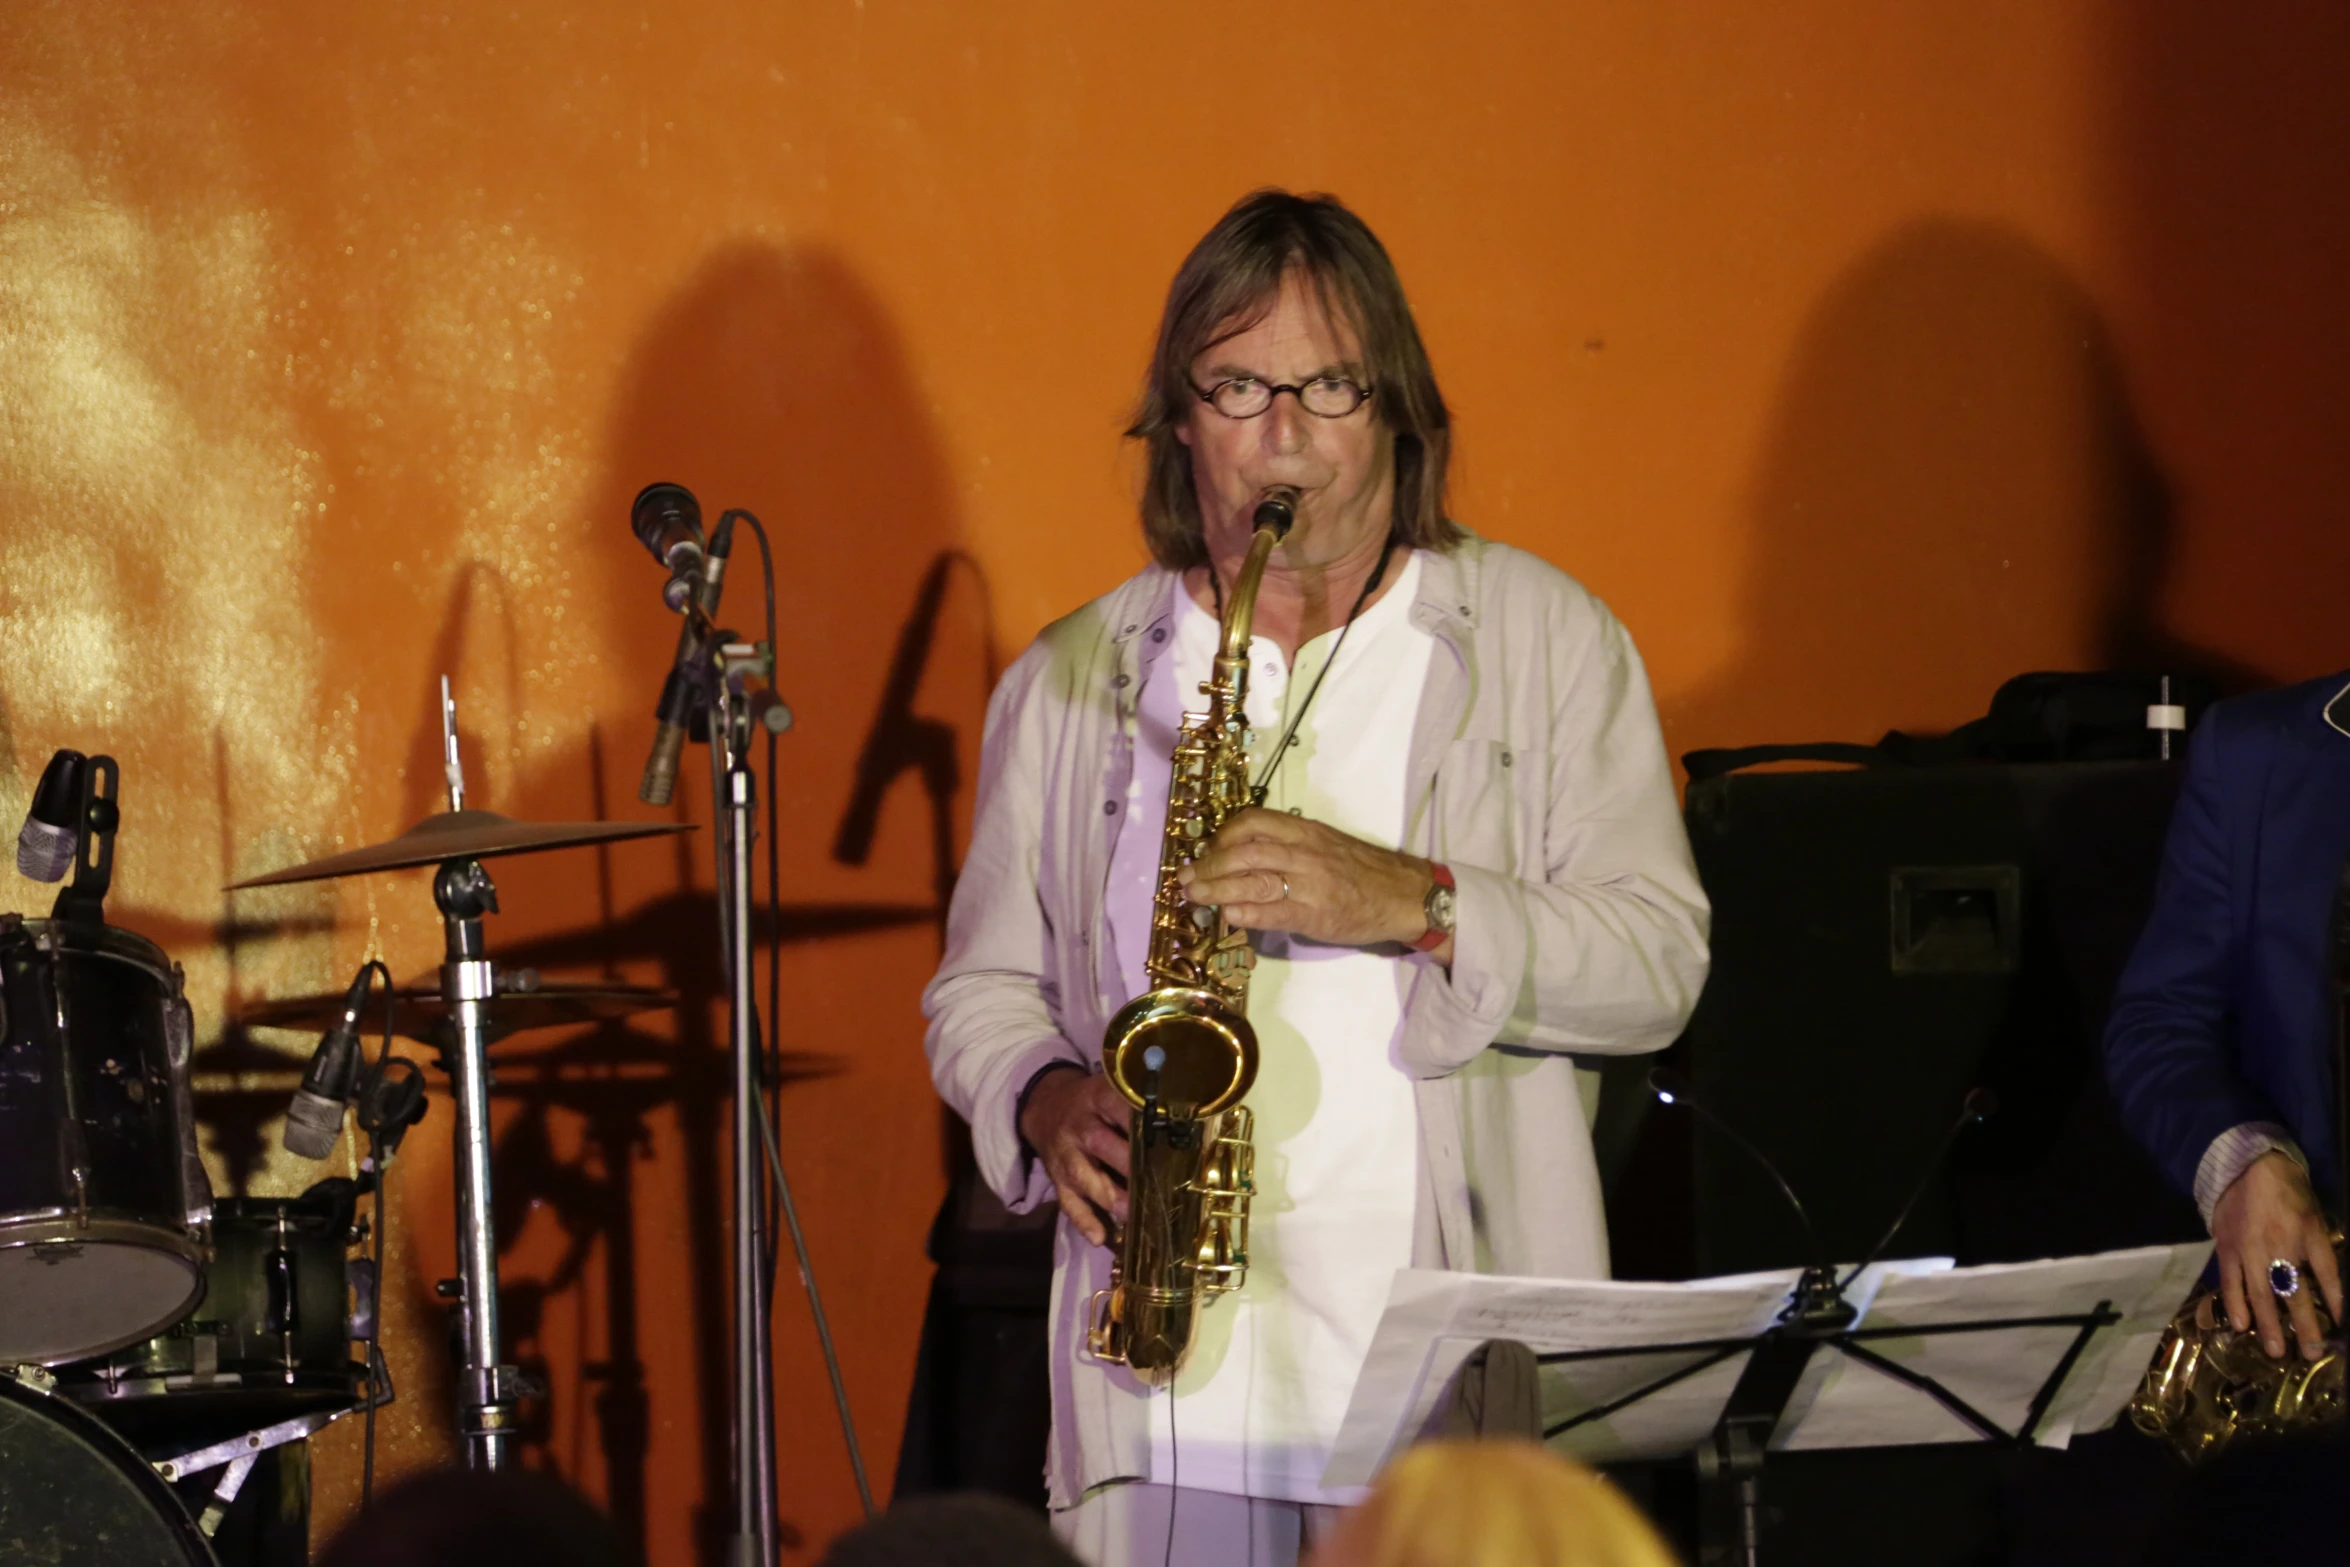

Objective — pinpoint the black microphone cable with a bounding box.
[1838,1088,1999,1291]
[350,962,427,1511]
[1648,1067,1836,1282]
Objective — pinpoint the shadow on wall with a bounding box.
[311,244,989,1562]
[2100,4,2350,683]
[557,240,982,1559]
[1665,220,2257,763]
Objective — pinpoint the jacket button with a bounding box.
[1501,751,1513,767]
[1458,604,1471,616]
[1113,674,1130,688]
[1104,800,1118,815]
[1123,623,1138,635]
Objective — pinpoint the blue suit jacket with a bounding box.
[2104,672,2350,1206]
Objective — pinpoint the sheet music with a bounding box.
[1772,1243,2208,1451]
[1325,1242,2211,1485]
[1325,1267,1801,1485]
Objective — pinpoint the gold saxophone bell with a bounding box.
[1088,490,1293,1386]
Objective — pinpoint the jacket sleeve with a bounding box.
[921,643,1087,1213]
[1404,597,1711,1072]
[2102,704,2286,1201]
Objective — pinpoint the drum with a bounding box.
[0,916,211,1366]
[0,1372,216,1566]
[62,1191,367,1448]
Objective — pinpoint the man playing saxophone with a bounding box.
[923,190,1709,1566]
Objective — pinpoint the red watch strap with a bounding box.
[1411,862,1456,952]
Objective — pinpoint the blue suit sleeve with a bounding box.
[2102,708,2285,1199]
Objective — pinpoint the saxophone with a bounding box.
[1087,489,1294,1386]
[2128,1235,2345,1461]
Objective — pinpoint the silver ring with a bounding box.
[2269,1258,2302,1299]
[1278,875,1290,900]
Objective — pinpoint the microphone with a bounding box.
[1842,1087,1998,1285]
[631,482,706,613]
[16,749,87,883]
[1649,1067,1833,1278]
[283,964,377,1160]
[1253,487,1298,540]
[638,504,735,806]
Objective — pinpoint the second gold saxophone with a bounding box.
[1088,489,1295,1385]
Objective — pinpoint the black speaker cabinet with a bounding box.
[1679,760,2204,1278]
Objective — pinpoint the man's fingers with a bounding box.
[2286,1284,2326,1359]
[1184,837,1279,888]
[2305,1220,2345,1324]
[1053,1180,1106,1247]
[1188,867,1287,909]
[2218,1252,2251,1335]
[1206,808,1306,850]
[1081,1122,1132,1181]
[2244,1258,2289,1357]
[1050,1149,1124,1235]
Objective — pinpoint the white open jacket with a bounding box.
[923,532,1711,1507]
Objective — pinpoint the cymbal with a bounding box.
[228,809,691,889]
[240,982,678,1044]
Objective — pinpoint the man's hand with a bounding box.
[1018,1067,1131,1247]
[2212,1149,2343,1360]
[1178,807,1449,961]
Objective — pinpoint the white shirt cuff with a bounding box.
[2192,1122,2307,1229]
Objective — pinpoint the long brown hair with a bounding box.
[1128,190,1462,570]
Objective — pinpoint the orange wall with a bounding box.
[3,3,2346,1562]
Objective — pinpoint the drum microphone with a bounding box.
[283,963,377,1160]
[635,485,735,807]
[16,748,87,883]
[631,481,706,613]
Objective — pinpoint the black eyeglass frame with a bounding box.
[1190,376,1378,420]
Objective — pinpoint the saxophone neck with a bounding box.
[1217,494,1294,665]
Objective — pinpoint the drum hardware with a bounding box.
[150,1398,381,1539]
[239,976,679,1046]
[45,751,121,938]
[224,679,683,1475]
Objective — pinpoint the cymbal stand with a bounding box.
[434,679,520,1468]
[711,641,787,1566]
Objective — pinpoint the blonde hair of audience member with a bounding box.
[1310,1440,1679,1567]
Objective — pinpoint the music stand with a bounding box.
[1325,1244,2208,1566]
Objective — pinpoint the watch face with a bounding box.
[1428,883,1457,933]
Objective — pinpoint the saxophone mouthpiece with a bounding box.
[1252,488,1298,540]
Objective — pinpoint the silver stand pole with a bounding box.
[717,693,778,1566]
[432,678,518,1468]
[436,857,516,1468]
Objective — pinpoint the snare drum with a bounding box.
[62,1191,367,1448]
[0,916,212,1366]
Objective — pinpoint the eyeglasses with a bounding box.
[1192,376,1375,420]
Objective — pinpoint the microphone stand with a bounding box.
[658,587,792,1564]
[708,638,782,1567]
[1647,1070,1997,1567]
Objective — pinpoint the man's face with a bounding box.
[1178,272,1394,569]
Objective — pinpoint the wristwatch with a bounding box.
[1411,863,1456,952]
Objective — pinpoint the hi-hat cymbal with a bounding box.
[227,808,691,889]
[241,981,677,1044]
